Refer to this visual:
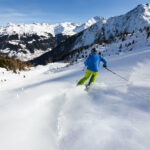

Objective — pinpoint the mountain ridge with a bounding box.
[0,4,150,64]
[31,4,150,65]
[0,16,103,61]
[0,16,103,37]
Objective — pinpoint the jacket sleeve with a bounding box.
[84,56,89,66]
[100,56,107,66]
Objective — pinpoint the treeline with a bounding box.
[0,56,33,73]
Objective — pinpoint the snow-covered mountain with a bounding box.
[104,4,150,39]
[73,4,150,47]
[0,4,150,63]
[66,26,150,63]
[0,22,80,37]
[74,16,105,34]
[0,17,102,61]
[0,16,103,37]
[31,4,150,65]
[73,18,106,49]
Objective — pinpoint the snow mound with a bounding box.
[130,60,150,87]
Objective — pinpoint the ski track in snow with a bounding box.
[0,50,150,150]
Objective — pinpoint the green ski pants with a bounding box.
[77,69,98,86]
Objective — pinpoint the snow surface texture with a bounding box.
[0,16,103,37]
[0,47,150,150]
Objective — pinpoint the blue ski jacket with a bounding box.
[85,52,107,72]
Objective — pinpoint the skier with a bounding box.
[77,48,107,88]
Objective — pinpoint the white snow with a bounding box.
[73,20,105,49]
[0,47,150,150]
[104,4,150,39]
[0,17,102,37]
[8,41,19,45]
[0,4,150,150]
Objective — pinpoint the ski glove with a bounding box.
[103,64,107,68]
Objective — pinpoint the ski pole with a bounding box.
[105,67,129,82]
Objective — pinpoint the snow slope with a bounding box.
[66,26,150,64]
[0,48,150,150]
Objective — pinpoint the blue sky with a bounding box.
[0,0,150,25]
